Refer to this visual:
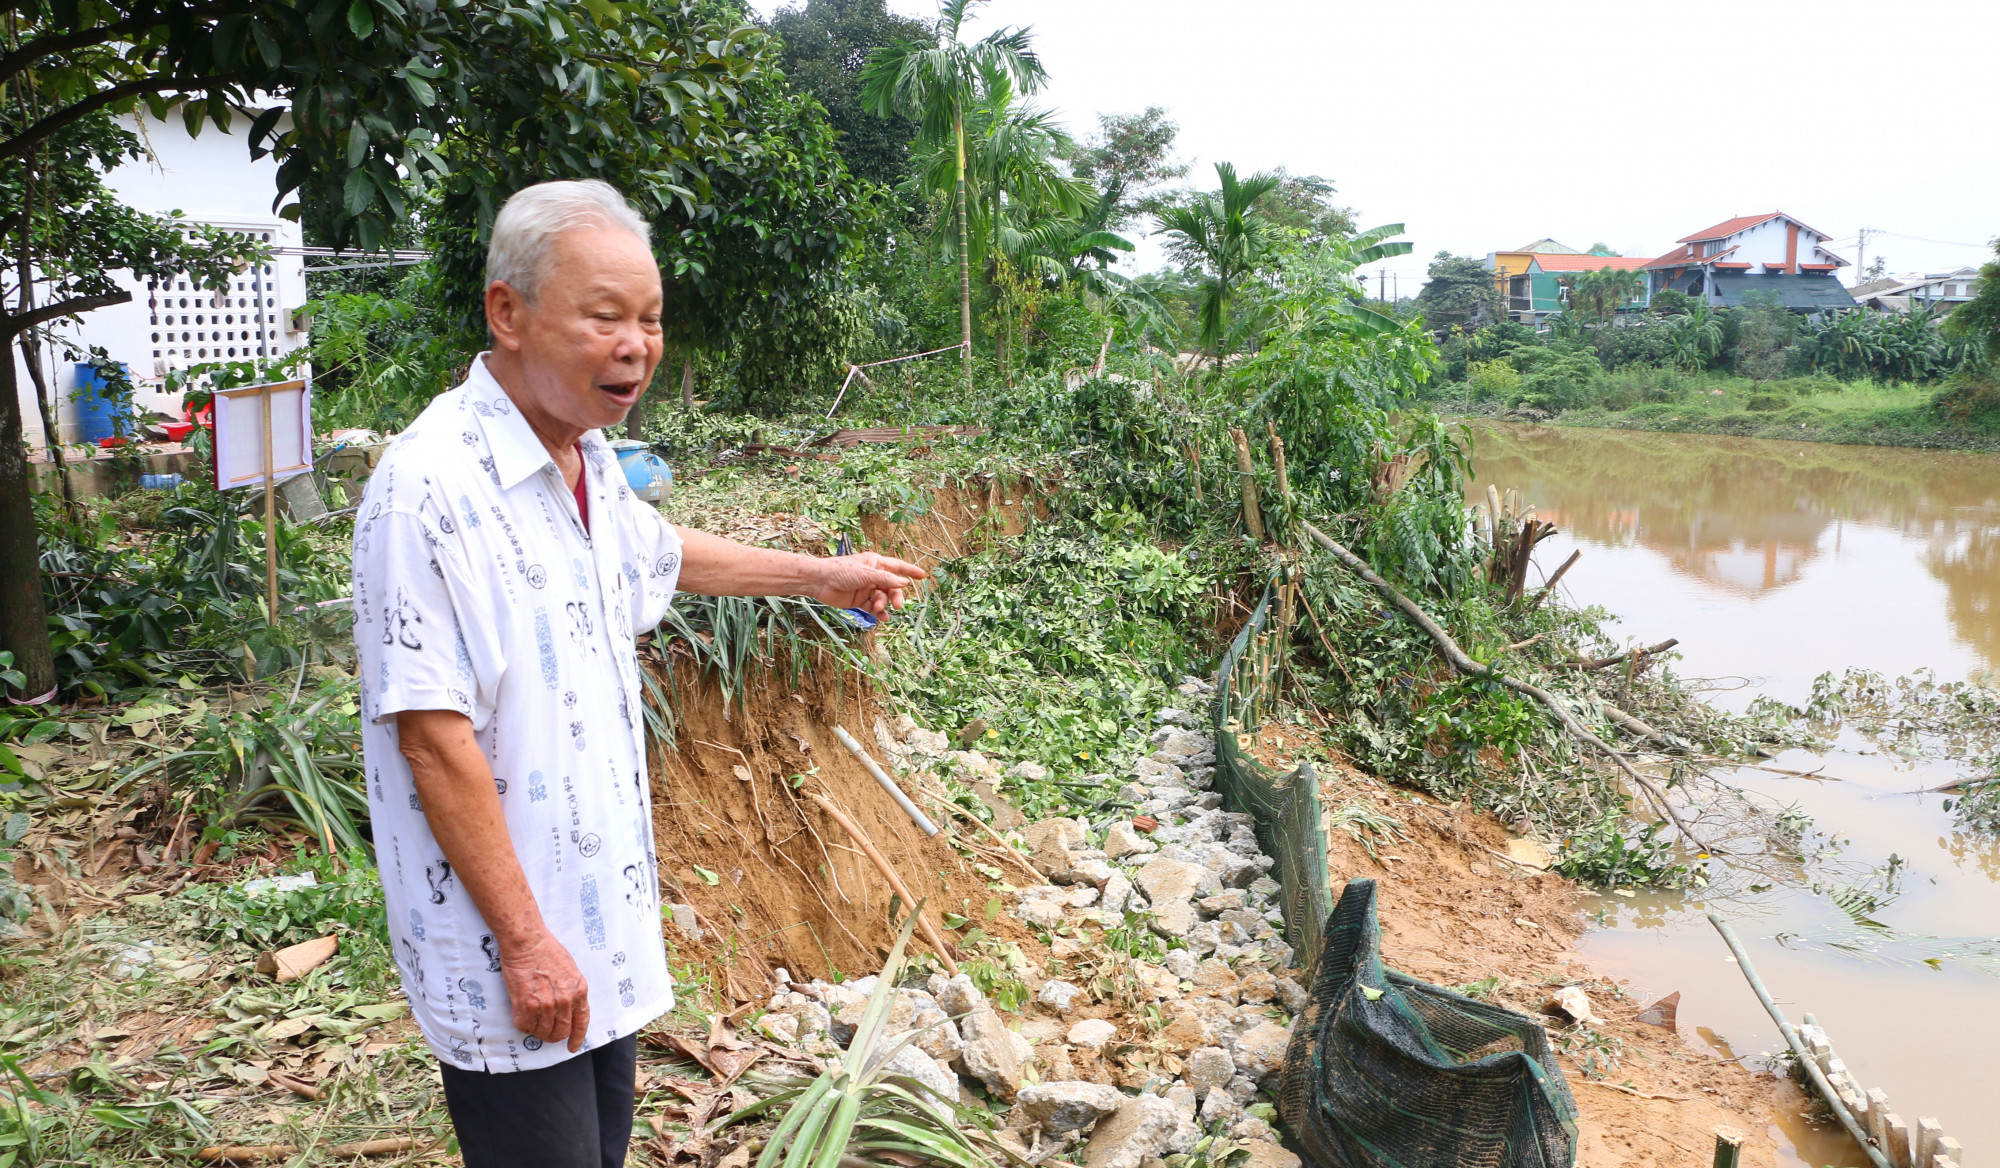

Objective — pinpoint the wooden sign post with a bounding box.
[211,380,313,624]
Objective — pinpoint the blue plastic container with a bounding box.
[608,439,673,504]
[72,363,132,443]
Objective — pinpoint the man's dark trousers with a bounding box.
[439,1035,638,1168]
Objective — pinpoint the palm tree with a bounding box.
[1155,162,1281,364]
[1568,266,1646,327]
[862,0,1047,383]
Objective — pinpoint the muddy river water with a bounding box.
[1469,423,2000,1167]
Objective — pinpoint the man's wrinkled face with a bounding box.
[490,225,663,433]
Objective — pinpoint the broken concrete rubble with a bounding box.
[1016,1080,1124,1134]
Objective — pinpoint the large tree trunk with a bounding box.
[0,335,55,698]
[954,105,972,386]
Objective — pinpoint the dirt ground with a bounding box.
[643,651,1042,999]
[1244,721,1833,1168]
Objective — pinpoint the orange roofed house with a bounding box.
[1644,212,1856,311]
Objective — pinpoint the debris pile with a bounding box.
[744,678,1307,1168]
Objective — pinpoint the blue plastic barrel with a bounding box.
[608,439,673,504]
[72,363,132,443]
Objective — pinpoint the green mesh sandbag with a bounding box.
[1277,878,1578,1168]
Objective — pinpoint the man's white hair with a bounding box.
[486,180,651,302]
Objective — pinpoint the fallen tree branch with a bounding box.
[1301,522,1717,854]
[1562,639,1679,671]
[197,1137,416,1163]
[1601,703,1680,751]
[1571,1079,1689,1103]
[1522,550,1580,614]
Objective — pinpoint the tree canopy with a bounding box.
[1414,252,1502,332]
[765,0,931,191]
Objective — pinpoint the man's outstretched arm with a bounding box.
[671,526,925,617]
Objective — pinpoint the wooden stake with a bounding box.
[261,385,278,624]
[1229,427,1264,542]
[1187,442,1203,504]
[806,792,958,976]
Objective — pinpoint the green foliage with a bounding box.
[305,280,466,432]
[1414,252,1502,331]
[36,485,347,696]
[881,518,1204,811]
[1565,267,1645,327]
[170,851,394,991]
[1943,238,2000,355]
[719,907,1000,1168]
[1156,163,1283,359]
[766,0,933,190]
[124,674,368,852]
[1554,810,1693,889]
[1062,107,1188,230]
[1464,359,1521,403]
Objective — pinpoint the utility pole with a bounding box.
[1378,268,1386,302]
[1855,227,1869,285]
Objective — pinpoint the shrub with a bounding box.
[1744,393,1788,412]
[1465,359,1520,402]
[1934,373,2000,425]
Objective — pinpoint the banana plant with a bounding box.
[715,906,1001,1168]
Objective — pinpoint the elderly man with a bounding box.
[351,180,923,1168]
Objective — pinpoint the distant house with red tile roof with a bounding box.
[1482,245,1655,324]
[1644,212,1854,310]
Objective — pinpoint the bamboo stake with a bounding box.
[806,793,958,976]
[1302,521,1715,853]
[1187,441,1203,504]
[937,800,1042,882]
[1229,427,1264,542]
[1266,421,1291,507]
[1708,915,1892,1168]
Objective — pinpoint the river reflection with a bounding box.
[1468,423,2000,1167]
[1471,424,2000,697]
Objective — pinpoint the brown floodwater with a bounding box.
[1470,423,2000,1167]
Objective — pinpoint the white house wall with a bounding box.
[14,108,306,446]
[1711,218,1837,274]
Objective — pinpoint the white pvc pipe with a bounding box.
[832,725,939,837]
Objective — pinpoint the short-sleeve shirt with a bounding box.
[350,354,682,1073]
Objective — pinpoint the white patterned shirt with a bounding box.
[351,354,682,1073]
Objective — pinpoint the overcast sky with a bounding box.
[749,0,1999,292]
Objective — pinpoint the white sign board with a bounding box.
[212,379,313,490]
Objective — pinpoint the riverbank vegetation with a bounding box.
[10,0,1996,1162]
[1419,248,2000,451]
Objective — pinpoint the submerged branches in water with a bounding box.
[1791,667,2000,769]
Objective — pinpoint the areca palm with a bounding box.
[862,0,1047,383]
[911,75,1095,278]
[1156,162,1281,363]
[1569,266,1646,326]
